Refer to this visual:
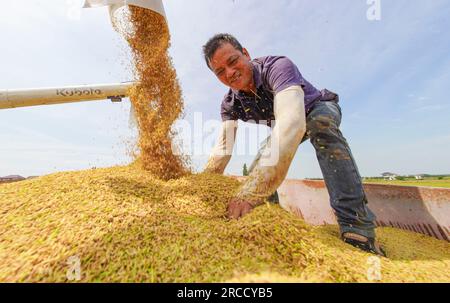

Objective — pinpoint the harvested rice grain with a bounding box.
[124,6,190,180]
[0,165,448,282]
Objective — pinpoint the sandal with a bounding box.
[341,232,387,257]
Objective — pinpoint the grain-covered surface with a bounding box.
[0,164,449,282]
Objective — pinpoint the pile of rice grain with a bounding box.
[125,6,189,180]
[0,165,449,282]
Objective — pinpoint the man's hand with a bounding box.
[227,198,262,219]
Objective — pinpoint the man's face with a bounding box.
[209,43,254,92]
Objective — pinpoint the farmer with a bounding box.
[203,33,386,257]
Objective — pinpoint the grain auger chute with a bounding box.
[0,0,165,110]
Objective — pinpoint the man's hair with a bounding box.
[202,33,244,70]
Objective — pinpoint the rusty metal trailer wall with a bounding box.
[277,180,450,241]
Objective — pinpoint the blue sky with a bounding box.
[1,0,449,178]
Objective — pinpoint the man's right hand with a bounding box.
[227,198,261,219]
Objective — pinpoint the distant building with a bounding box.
[415,174,425,180]
[381,172,398,181]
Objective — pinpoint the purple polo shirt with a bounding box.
[220,56,337,126]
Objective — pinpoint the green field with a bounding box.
[363,177,450,189]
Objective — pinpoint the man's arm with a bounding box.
[204,120,238,174]
[235,85,306,203]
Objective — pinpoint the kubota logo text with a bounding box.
[56,88,103,97]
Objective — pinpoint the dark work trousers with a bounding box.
[248,100,377,238]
